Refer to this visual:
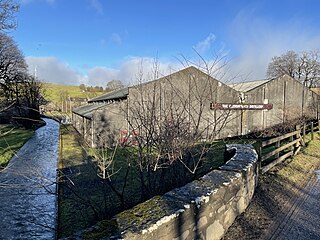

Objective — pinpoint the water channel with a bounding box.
[0,118,59,240]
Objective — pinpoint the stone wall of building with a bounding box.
[74,144,258,240]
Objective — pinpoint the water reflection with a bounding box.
[0,119,59,240]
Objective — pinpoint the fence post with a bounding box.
[296,125,302,148]
[290,135,294,152]
[311,122,314,140]
[303,123,306,145]
[256,141,262,174]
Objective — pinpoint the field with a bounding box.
[0,125,34,167]
[43,83,88,103]
[43,83,105,110]
[58,125,230,238]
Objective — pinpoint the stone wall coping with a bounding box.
[68,144,258,240]
[110,144,257,239]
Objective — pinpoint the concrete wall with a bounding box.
[73,72,320,146]
[74,144,258,240]
[71,113,93,146]
[72,113,89,137]
[72,101,128,147]
[75,66,242,147]
[92,100,128,147]
[243,75,319,134]
[128,66,241,140]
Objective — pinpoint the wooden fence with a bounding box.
[256,120,320,174]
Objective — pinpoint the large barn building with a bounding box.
[72,67,319,147]
[229,74,319,134]
[72,67,242,147]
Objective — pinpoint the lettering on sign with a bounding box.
[210,103,273,110]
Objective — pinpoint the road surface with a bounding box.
[270,170,320,240]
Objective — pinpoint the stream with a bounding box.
[0,118,59,240]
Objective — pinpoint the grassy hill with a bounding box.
[44,83,89,102]
[42,83,106,113]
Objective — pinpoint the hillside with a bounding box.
[42,83,106,113]
[44,83,90,102]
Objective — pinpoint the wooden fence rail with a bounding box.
[256,120,320,174]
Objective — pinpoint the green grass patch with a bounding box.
[58,128,229,238]
[59,125,85,167]
[79,133,320,239]
[43,83,106,108]
[0,124,34,167]
[44,83,88,103]
[58,125,89,236]
[274,132,320,185]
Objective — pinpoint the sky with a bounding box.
[9,0,320,86]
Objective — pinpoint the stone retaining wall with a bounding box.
[78,144,258,240]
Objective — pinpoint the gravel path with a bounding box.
[270,170,320,240]
[0,119,59,240]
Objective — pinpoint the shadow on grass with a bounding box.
[58,125,230,238]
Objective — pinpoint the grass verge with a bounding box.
[58,125,87,237]
[0,124,34,167]
[223,132,320,239]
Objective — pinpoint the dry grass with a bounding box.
[223,132,320,240]
[0,125,34,167]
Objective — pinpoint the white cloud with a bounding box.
[228,8,320,81]
[194,33,216,54]
[124,57,185,84]
[90,0,103,15]
[26,57,85,85]
[86,67,119,86]
[85,57,180,86]
[25,56,180,87]
[26,52,240,87]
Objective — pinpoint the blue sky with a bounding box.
[11,0,320,86]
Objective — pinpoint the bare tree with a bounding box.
[124,54,239,200]
[0,32,27,103]
[79,83,86,92]
[298,50,320,88]
[0,32,45,127]
[106,79,124,91]
[59,90,69,112]
[58,53,242,236]
[267,50,320,88]
[0,0,19,31]
[19,76,45,123]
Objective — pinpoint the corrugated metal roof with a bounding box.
[88,87,129,103]
[72,103,107,119]
[229,79,271,92]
